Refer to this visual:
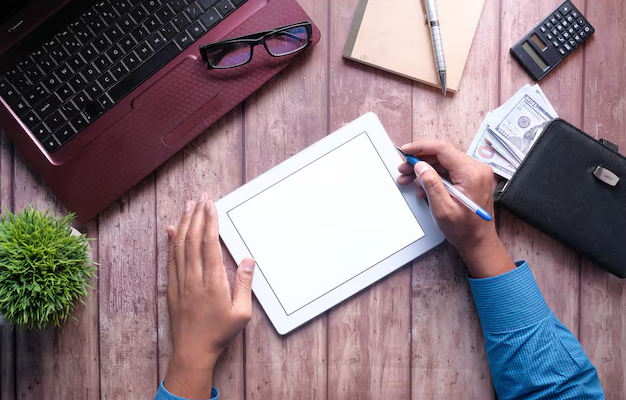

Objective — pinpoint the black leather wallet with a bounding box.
[494,119,626,277]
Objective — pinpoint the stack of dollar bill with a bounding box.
[467,84,558,180]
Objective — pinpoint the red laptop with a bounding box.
[0,0,320,222]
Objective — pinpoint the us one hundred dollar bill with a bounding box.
[467,84,558,179]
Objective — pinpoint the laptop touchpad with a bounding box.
[131,56,224,146]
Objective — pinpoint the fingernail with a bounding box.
[166,226,173,239]
[400,144,409,151]
[242,259,255,272]
[414,161,431,176]
[206,199,213,210]
[198,193,206,203]
[185,200,193,212]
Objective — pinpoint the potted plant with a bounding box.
[0,205,96,328]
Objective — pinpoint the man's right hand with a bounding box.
[397,139,516,278]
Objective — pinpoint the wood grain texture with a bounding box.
[0,130,14,400]
[98,176,157,400]
[155,107,245,399]
[12,151,99,400]
[498,0,585,333]
[580,0,626,397]
[327,0,413,398]
[243,1,328,399]
[409,0,499,398]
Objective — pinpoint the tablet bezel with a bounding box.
[216,112,445,334]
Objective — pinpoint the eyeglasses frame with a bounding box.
[199,21,313,69]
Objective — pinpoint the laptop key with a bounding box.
[122,51,141,70]
[157,5,175,22]
[50,46,70,64]
[93,35,112,52]
[70,113,89,132]
[200,9,221,30]
[84,101,104,122]
[96,94,114,110]
[63,35,83,54]
[38,55,56,75]
[55,123,77,144]
[17,56,34,72]
[160,22,178,41]
[25,65,44,84]
[81,7,97,22]
[170,0,187,12]
[101,10,119,26]
[80,44,98,63]
[172,13,190,30]
[44,110,67,132]
[30,47,46,62]
[145,16,162,33]
[109,41,179,102]
[120,35,137,52]
[69,74,88,91]
[22,111,41,129]
[198,0,219,10]
[106,44,125,63]
[113,0,132,14]
[148,32,166,49]
[94,54,113,72]
[130,4,148,23]
[24,84,48,106]
[143,0,162,13]
[56,83,74,102]
[188,21,206,38]
[215,0,234,16]
[86,81,104,98]
[10,97,30,117]
[131,26,149,42]
[174,31,193,49]
[105,24,125,43]
[13,76,32,92]
[60,61,78,79]
[61,101,81,118]
[136,41,153,58]
[73,90,90,108]
[110,62,129,80]
[42,135,61,152]
[185,2,203,20]
[118,14,135,31]
[35,94,61,118]
[98,71,116,89]
[0,81,19,101]
[32,123,51,140]
[43,74,62,91]
[74,23,95,43]
[88,16,107,34]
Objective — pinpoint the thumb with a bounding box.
[414,161,455,219]
[232,258,255,322]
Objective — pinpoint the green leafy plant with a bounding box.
[0,205,96,328]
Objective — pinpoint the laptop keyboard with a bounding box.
[0,0,248,153]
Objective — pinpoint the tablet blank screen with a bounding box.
[227,132,424,315]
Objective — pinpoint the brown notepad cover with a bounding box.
[343,0,486,92]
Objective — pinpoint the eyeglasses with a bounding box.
[199,21,313,69]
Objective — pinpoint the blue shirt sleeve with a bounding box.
[154,380,218,400]
[469,261,604,400]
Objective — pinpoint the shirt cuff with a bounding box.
[468,261,550,333]
[155,380,219,400]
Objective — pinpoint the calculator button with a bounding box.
[571,10,579,18]
[562,20,569,27]
[564,43,572,51]
[583,26,591,34]
[574,34,581,43]
[578,18,585,26]
[552,28,559,36]
[566,15,574,23]
[563,32,570,39]
[557,24,563,31]
[558,47,566,55]
[550,16,557,25]
[545,21,553,29]
[558,35,565,43]
[579,30,586,38]
[560,3,572,15]
[552,40,559,48]
[540,26,547,33]
[573,23,579,30]
[569,39,577,48]
[555,12,563,20]
[568,27,574,34]
[545,33,554,41]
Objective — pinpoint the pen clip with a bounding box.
[421,0,429,24]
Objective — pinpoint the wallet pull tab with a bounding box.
[593,166,620,187]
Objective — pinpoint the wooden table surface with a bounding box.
[1,0,624,399]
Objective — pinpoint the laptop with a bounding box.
[0,0,320,222]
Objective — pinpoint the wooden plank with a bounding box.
[326,0,412,398]
[409,0,499,398]
[0,130,14,400]
[155,107,245,399]
[580,0,626,396]
[242,1,328,399]
[98,175,157,400]
[498,0,585,333]
[12,150,100,400]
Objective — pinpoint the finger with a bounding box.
[398,161,415,175]
[175,200,195,283]
[185,193,208,278]
[414,161,457,220]
[396,173,416,185]
[232,258,255,326]
[167,226,178,298]
[401,140,471,173]
[415,185,426,198]
[202,199,224,277]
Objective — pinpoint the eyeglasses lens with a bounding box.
[206,43,252,68]
[265,26,309,56]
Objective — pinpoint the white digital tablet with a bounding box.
[216,112,444,334]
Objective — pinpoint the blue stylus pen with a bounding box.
[396,147,492,222]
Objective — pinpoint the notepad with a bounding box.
[343,0,486,92]
[216,113,444,334]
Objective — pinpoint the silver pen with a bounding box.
[422,0,447,95]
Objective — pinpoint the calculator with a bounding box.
[511,1,594,81]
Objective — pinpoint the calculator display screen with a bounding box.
[531,34,547,51]
[522,42,549,71]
